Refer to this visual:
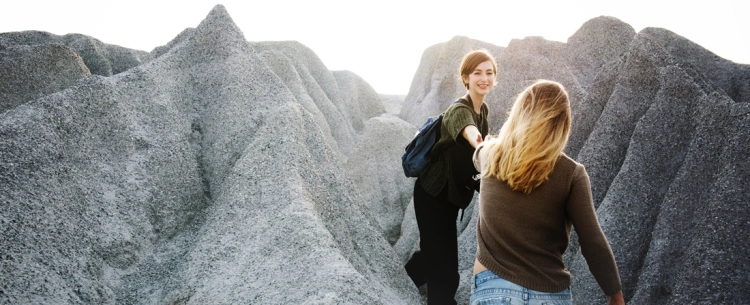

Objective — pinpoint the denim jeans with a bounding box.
[470,270,572,305]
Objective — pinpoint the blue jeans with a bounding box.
[470,270,572,305]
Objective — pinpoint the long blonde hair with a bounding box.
[481,80,572,194]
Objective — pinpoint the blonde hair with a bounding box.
[459,49,497,89]
[481,80,572,194]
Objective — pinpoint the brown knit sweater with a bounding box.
[473,148,622,296]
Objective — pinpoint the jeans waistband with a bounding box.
[471,270,571,301]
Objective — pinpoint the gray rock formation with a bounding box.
[379,94,406,115]
[0,5,418,305]
[0,30,152,115]
[569,27,750,305]
[641,27,750,105]
[0,44,91,113]
[252,40,361,157]
[397,15,749,305]
[344,114,415,245]
[2,7,748,305]
[0,31,151,77]
[332,70,387,133]
[563,16,637,158]
[565,16,636,91]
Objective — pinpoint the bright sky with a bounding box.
[1,1,748,95]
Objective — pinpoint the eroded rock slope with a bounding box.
[2,8,748,305]
[0,5,418,305]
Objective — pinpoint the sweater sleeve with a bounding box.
[566,164,623,296]
[443,104,477,142]
[473,143,485,172]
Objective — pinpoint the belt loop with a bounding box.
[471,272,477,291]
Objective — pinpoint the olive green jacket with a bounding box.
[417,95,489,209]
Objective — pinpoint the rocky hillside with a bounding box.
[1,5,748,305]
[0,5,418,304]
[0,31,150,113]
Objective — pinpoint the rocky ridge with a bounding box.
[1,5,418,305]
[1,7,748,305]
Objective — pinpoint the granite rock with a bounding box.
[2,6,749,305]
[0,30,151,76]
[640,27,750,104]
[344,114,415,245]
[565,16,636,90]
[569,29,750,305]
[0,44,91,113]
[0,5,419,305]
[379,94,406,115]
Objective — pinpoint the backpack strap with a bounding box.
[447,95,477,114]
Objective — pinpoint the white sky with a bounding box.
[1,1,748,95]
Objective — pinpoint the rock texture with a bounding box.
[397,16,749,305]
[0,31,151,77]
[0,5,418,305]
[344,114,415,245]
[379,94,406,115]
[0,30,152,114]
[569,26,750,305]
[2,7,748,305]
[0,44,91,113]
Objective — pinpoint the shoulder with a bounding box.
[444,100,474,120]
[558,155,591,194]
[446,98,472,113]
[557,153,581,169]
[556,154,588,180]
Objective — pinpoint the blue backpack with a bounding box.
[401,100,462,178]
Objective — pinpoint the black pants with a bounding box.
[407,181,459,305]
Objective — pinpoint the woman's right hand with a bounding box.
[461,125,483,148]
[607,291,625,305]
[474,134,483,146]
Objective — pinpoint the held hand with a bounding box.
[461,125,483,148]
[607,291,625,305]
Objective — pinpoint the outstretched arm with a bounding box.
[461,125,483,148]
[608,291,625,305]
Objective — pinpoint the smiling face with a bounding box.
[463,60,496,98]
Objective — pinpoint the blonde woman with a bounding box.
[471,80,625,305]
